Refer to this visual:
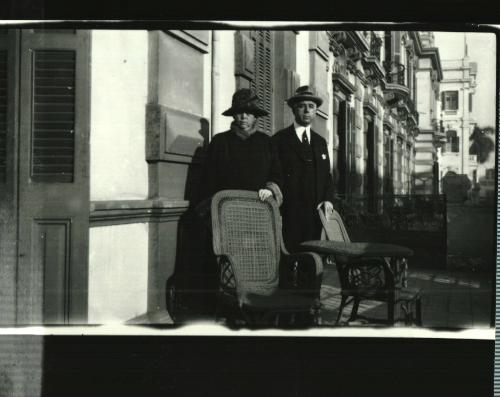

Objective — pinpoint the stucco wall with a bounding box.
[88,223,149,323]
[211,30,236,136]
[416,70,432,130]
[296,31,310,86]
[90,30,149,201]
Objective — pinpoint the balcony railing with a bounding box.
[333,194,447,268]
[334,194,446,232]
[383,61,405,85]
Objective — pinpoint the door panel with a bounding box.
[17,30,90,324]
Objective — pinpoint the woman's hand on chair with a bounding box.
[258,188,273,201]
[317,201,334,213]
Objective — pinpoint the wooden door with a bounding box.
[16,30,90,324]
[0,29,19,324]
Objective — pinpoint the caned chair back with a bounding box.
[319,207,351,243]
[211,190,281,295]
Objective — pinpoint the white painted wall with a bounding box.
[296,31,309,86]
[203,31,212,120]
[211,30,236,136]
[416,70,432,130]
[90,30,149,201]
[88,223,149,323]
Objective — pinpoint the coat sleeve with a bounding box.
[200,135,222,201]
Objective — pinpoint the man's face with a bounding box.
[233,112,257,131]
[292,100,317,126]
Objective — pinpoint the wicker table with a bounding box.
[300,240,413,287]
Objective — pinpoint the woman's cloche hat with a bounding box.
[222,88,269,117]
[286,85,323,108]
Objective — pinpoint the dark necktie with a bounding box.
[302,130,309,146]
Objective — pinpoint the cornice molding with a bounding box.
[90,199,190,226]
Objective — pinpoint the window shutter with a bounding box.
[441,92,444,110]
[251,31,273,135]
[31,49,76,182]
[0,49,6,182]
[393,31,401,65]
[384,31,392,63]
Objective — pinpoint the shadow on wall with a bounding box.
[166,118,218,323]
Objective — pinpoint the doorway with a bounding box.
[1,29,90,324]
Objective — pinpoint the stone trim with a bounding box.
[90,199,190,226]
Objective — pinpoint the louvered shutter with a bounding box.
[32,49,76,182]
[393,31,401,65]
[0,48,6,182]
[251,31,273,135]
[384,31,392,63]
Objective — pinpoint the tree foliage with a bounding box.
[469,125,495,163]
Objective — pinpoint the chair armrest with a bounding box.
[279,252,323,295]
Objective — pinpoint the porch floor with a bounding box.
[319,265,493,329]
[130,265,493,329]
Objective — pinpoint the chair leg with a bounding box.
[349,298,360,322]
[387,297,395,325]
[214,292,224,323]
[415,297,422,326]
[335,296,348,325]
[313,304,322,326]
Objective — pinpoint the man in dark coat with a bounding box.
[272,86,335,252]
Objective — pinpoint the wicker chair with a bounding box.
[211,190,323,327]
[302,207,422,326]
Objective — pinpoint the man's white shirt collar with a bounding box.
[293,122,311,144]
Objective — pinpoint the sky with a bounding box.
[434,31,496,128]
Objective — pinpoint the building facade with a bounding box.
[0,29,446,324]
[414,32,444,194]
[438,55,477,188]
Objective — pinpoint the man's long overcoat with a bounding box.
[272,125,335,252]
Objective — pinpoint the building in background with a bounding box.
[414,32,444,194]
[437,53,478,189]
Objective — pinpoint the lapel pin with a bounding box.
[322,154,327,160]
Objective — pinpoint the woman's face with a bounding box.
[233,112,256,131]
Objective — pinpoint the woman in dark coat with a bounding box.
[181,89,282,322]
[201,89,283,205]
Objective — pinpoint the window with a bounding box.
[251,31,273,134]
[396,137,403,193]
[469,93,473,112]
[383,131,393,194]
[442,91,458,111]
[406,144,412,194]
[235,31,273,135]
[32,50,76,182]
[443,130,460,153]
[485,168,495,180]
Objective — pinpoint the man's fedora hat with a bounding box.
[222,88,269,117]
[287,85,323,108]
